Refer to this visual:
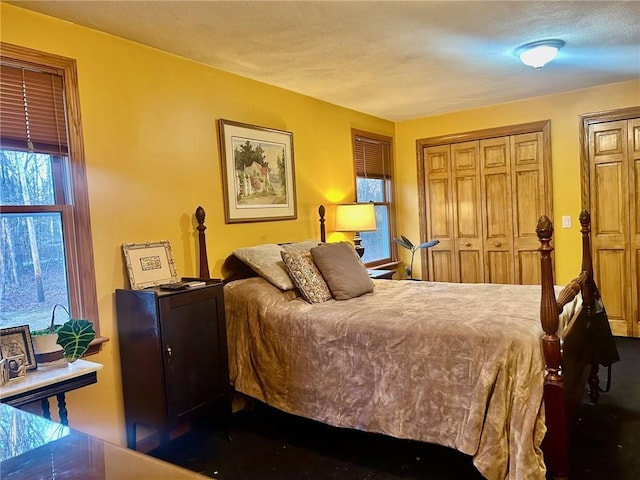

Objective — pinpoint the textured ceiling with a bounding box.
[7,1,640,121]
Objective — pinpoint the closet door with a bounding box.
[631,118,640,337]
[424,145,456,281]
[511,131,548,285]
[452,141,484,282]
[480,137,514,284]
[588,120,631,336]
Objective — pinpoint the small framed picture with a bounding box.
[0,325,37,371]
[122,240,179,290]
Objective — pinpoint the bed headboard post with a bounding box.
[319,204,326,243]
[195,206,210,279]
[579,210,594,314]
[536,215,569,477]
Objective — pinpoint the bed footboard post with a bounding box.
[537,216,569,480]
[580,209,601,403]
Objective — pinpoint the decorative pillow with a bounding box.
[281,247,332,303]
[310,242,374,300]
[232,244,295,290]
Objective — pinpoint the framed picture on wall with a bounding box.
[218,119,297,223]
[122,240,178,289]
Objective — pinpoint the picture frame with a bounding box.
[218,119,297,223]
[0,325,37,371]
[122,240,178,290]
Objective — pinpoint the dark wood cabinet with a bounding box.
[115,282,229,450]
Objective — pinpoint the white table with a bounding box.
[0,358,102,425]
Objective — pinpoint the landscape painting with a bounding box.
[218,119,297,223]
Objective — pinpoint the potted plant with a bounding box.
[31,304,96,364]
[394,236,439,279]
[31,304,66,362]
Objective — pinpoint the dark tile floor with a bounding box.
[151,337,639,480]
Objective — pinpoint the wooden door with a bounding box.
[511,132,548,285]
[424,145,456,281]
[452,141,484,282]
[480,137,514,284]
[587,119,636,336]
[631,118,640,337]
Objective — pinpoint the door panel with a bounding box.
[511,132,546,284]
[425,145,455,281]
[517,251,541,285]
[452,141,483,282]
[589,119,634,336]
[631,119,640,336]
[596,250,628,336]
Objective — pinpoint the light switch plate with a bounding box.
[562,215,571,228]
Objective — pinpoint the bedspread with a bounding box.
[224,277,579,480]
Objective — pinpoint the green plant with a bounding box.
[56,318,96,362]
[394,237,439,279]
[34,304,96,362]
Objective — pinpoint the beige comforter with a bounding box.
[224,277,578,480]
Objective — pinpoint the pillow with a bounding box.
[286,239,323,251]
[281,247,332,303]
[310,242,374,300]
[232,244,295,290]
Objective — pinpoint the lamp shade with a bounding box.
[335,203,376,232]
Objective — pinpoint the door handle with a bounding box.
[494,241,502,247]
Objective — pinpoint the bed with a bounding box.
[195,206,618,480]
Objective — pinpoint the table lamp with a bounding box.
[335,203,377,257]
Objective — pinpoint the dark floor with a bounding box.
[150,337,639,480]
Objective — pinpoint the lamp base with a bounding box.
[353,233,365,258]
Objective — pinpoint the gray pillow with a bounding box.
[310,242,374,300]
[232,244,294,290]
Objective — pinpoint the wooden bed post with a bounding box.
[580,210,601,403]
[319,205,326,243]
[195,206,210,279]
[537,215,569,480]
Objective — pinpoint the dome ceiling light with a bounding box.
[515,39,565,69]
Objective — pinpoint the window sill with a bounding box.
[366,261,400,270]
[85,336,109,357]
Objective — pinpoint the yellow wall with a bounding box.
[3,3,639,448]
[395,80,640,283]
[1,4,393,445]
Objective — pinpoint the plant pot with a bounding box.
[31,333,64,363]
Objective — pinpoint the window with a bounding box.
[0,43,99,337]
[352,130,396,267]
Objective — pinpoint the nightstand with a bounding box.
[367,269,396,280]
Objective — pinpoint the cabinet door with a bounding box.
[159,287,226,421]
[480,137,514,284]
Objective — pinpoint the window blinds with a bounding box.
[354,135,391,180]
[0,64,68,155]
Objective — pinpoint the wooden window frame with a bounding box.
[1,42,103,350]
[352,129,397,268]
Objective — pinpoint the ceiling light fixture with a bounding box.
[515,39,565,69]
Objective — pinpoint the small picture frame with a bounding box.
[0,325,37,371]
[122,240,178,289]
[218,119,297,223]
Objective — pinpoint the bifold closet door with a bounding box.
[588,118,639,337]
